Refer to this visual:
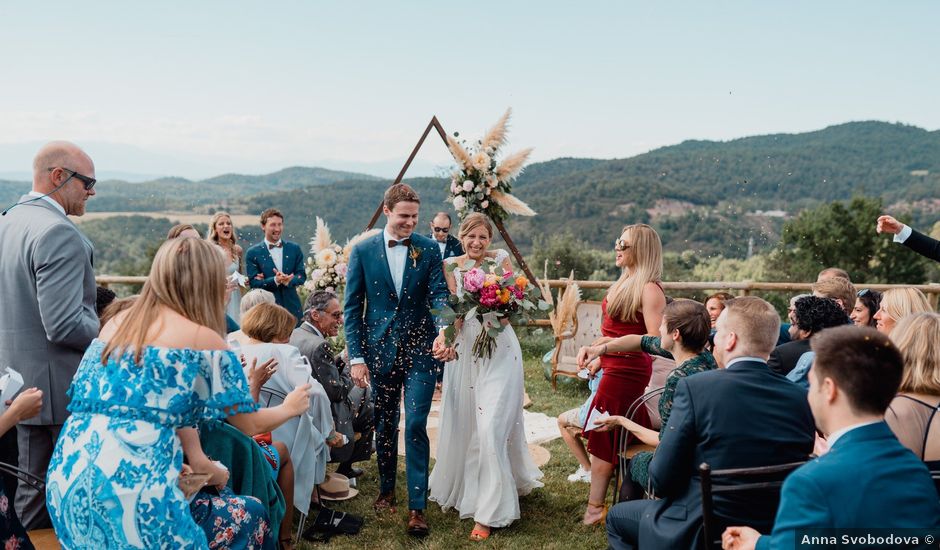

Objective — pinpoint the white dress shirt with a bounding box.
[265,239,284,273]
[383,227,408,295]
[893,224,913,244]
[27,191,66,216]
[437,240,447,258]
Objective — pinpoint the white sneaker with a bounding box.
[567,466,592,483]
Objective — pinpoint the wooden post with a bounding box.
[364,115,541,288]
[366,116,449,231]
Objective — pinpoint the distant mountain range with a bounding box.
[3,121,938,273]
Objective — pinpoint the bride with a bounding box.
[428,212,543,542]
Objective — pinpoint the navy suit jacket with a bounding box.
[429,233,463,260]
[756,421,940,549]
[343,232,449,376]
[245,240,306,322]
[640,360,816,549]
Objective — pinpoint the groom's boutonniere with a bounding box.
[409,244,421,268]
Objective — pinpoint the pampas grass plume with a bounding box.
[490,189,536,217]
[446,134,473,171]
[495,147,533,182]
[481,108,511,153]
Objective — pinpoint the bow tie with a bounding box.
[267,242,283,250]
[388,238,411,248]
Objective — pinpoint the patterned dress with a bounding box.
[190,487,272,549]
[628,336,717,489]
[47,339,259,549]
[1,485,33,550]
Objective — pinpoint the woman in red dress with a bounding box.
[582,223,666,525]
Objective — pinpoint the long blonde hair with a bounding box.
[606,224,663,322]
[102,238,228,363]
[880,288,933,323]
[891,312,940,395]
[207,211,239,260]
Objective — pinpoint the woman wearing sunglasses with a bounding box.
[850,288,882,328]
[580,224,666,525]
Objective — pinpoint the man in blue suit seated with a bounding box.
[722,325,940,550]
[606,297,816,550]
[245,208,306,326]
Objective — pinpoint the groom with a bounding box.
[344,183,452,537]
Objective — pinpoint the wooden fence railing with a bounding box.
[97,276,940,326]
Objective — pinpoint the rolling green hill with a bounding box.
[12,120,940,272]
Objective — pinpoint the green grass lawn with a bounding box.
[296,356,609,549]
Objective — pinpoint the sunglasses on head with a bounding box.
[433,226,449,233]
[49,167,96,191]
[857,289,871,297]
[614,239,632,251]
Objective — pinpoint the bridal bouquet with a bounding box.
[435,259,550,359]
[446,108,537,223]
[305,217,348,293]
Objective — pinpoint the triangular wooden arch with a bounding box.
[365,116,538,286]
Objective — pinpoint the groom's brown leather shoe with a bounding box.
[407,510,429,538]
[374,491,397,514]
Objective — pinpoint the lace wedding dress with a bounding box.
[428,249,543,528]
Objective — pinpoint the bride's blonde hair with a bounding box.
[605,224,663,322]
[102,238,228,363]
[458,212,493,242]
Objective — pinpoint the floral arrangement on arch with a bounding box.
[446,108,536,223]
[435,259,550,359]
[305,217,348,293]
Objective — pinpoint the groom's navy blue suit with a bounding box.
[344,230,449,510]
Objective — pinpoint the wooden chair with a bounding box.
[699,460,807,550]
[0,461,60,550]
[550,300,602,389]
[612,387,665,504]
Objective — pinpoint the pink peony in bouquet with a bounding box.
[434,259,550,359]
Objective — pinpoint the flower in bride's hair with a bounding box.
[471,151,491,171]
[316,248,337,267]
[453,195,467,211]
[463,268,485,292]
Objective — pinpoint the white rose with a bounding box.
[481,200,489,208]
[471,152,491,171]
[462,180,475,192]
[453,196,467,210]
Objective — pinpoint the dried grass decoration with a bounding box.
[446,108,536,222]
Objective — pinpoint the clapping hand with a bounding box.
[274,269,295,286]
[876,215,904,235]
[6,388,42,422]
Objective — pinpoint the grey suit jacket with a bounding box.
[0,196,98,425]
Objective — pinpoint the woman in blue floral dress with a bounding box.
[46,238,311,549]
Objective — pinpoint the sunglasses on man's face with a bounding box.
[433,227,449,234]
[50,167,96,191]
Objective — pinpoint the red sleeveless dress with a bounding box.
[585,296,655,464]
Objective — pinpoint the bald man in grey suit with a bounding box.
[0,141,98,528]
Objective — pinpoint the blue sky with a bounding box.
[0,1,937,179]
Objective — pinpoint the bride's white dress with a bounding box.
[428,250,543,528]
